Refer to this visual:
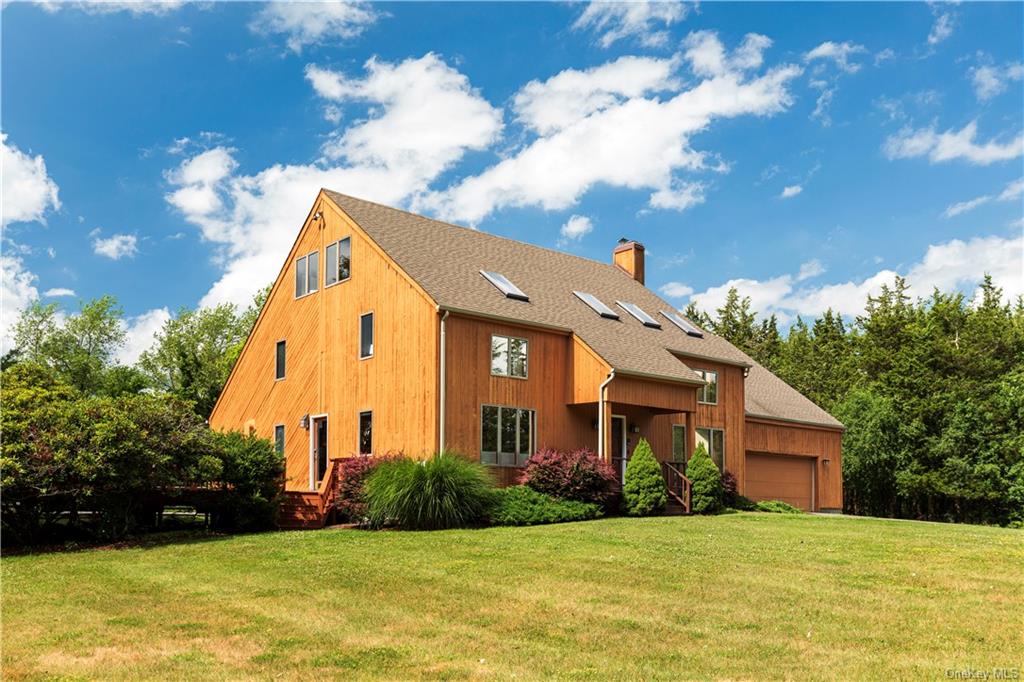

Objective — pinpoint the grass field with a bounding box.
[2,513,1021,680]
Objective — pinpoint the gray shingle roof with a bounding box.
[326,190,842,429]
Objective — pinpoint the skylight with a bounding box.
[574,291,619,319]
[662,311,705,338]
[616,301,661,328]
[480,271,529,302]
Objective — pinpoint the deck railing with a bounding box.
[661,461,692,514]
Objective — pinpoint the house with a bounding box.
[209,190,843,526]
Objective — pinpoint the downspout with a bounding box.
[438,309,450,454]
[597,370,615,460]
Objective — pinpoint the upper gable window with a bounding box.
[491,334,528,378]
[481,271,529,302]
[617,301,661,328]
[325,237,351,287]
[295,251,319,298]
[275,340,286,380]
[695,369,718,404]
[574,291,619,319]
[360,312,374,359]
[662,310,704,338]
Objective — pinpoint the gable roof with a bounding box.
[324,190,842,429]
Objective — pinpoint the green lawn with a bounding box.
[2,514,1021,680]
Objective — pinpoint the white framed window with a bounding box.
[274,425,285,455]
[490,334,528,378]
[325,237,351,287]
[275,340,286,380]
[672,424,686,462]
[480,405,535,467]
[358,411,372,455]
[695,369,718,404]
[295,251,319,298]
[359,312,374,359]
[696,427,724,471]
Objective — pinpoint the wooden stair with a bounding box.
[277,460,342,530]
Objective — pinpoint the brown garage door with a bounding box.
[745,453,815,511]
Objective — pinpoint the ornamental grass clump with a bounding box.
[622,439,667,516]
[364,452,494,530]
[687,443,722,515]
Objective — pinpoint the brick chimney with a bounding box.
[613,238,645,285]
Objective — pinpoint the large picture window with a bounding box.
[696,427,724,471]
[480,405,535,467]
[490,334,528,378]
[325,237,351,286]
[695,369,718,404]
[295,251,319,297]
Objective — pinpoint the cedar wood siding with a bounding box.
[745,417,843,510]
[649,360,746,492]
[209,193,439,490]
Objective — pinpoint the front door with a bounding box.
[313,417,328,486]
[611,415,627,482]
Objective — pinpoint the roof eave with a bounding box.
[745,411,845,431]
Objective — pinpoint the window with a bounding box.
[696,427,724,471]
[695,369,718,404]
[616,301,661,328]
[574,291,619,319]
[490,334,528,378]
[359,312,374,359]
[294,251,318,297]
[358,411,372,455]
[672,424,686,462]
[661,310,704,338]
[480,405,535,467]
[480,271,529,301]
[325,237,351,286]
[275,340,286,380]
[274,425,285,455]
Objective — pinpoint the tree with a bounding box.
[622,439,667,516]
[686,443,722,514]
[711,288,758,356]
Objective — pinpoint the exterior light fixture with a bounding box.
[299,414,310,429]
[630,424,640,434]
[743,366,751,378]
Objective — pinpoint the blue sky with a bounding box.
[2,0,1022,361]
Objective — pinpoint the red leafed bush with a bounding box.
[334,454,401,523]
[721,469,740,507]
[518,448,617,505]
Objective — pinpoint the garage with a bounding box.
[745,453,816,511]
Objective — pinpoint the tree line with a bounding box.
[685,276,1024,526]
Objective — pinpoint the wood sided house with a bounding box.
[209,190,844,527]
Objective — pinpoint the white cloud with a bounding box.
[249,1,381,53]
[572,0,689,49]
[115,307,171,365]
[421,32,801,224]
[804,41,867,74]
[927,8,954,46]
[884,120,1024,166]
[167,53,502,308]
[92,233,138,260]
[874,48,897,66]
[1,255,39,353]
[780,184,802,199]
[558,214,593,246]
[969,61,1024,102]
[689,234,1023,323]
[1,133,61,228]
[797,259,825,281]
[659,281,694,298]
[43,287,76,297]
[942,177,1024,218]
[34,0,185,15]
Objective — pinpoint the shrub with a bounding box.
[519,447,617,505]
[489,486,603,526]
[754,499,803,514]
[364,452,494,530]
[333,454,402,523]
[207,430,284,531]
[732,494,756,511]
[687,443,722,515]
[721,470,740,507]
[622,439,667,516]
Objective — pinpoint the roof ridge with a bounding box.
[323,188,631,278]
